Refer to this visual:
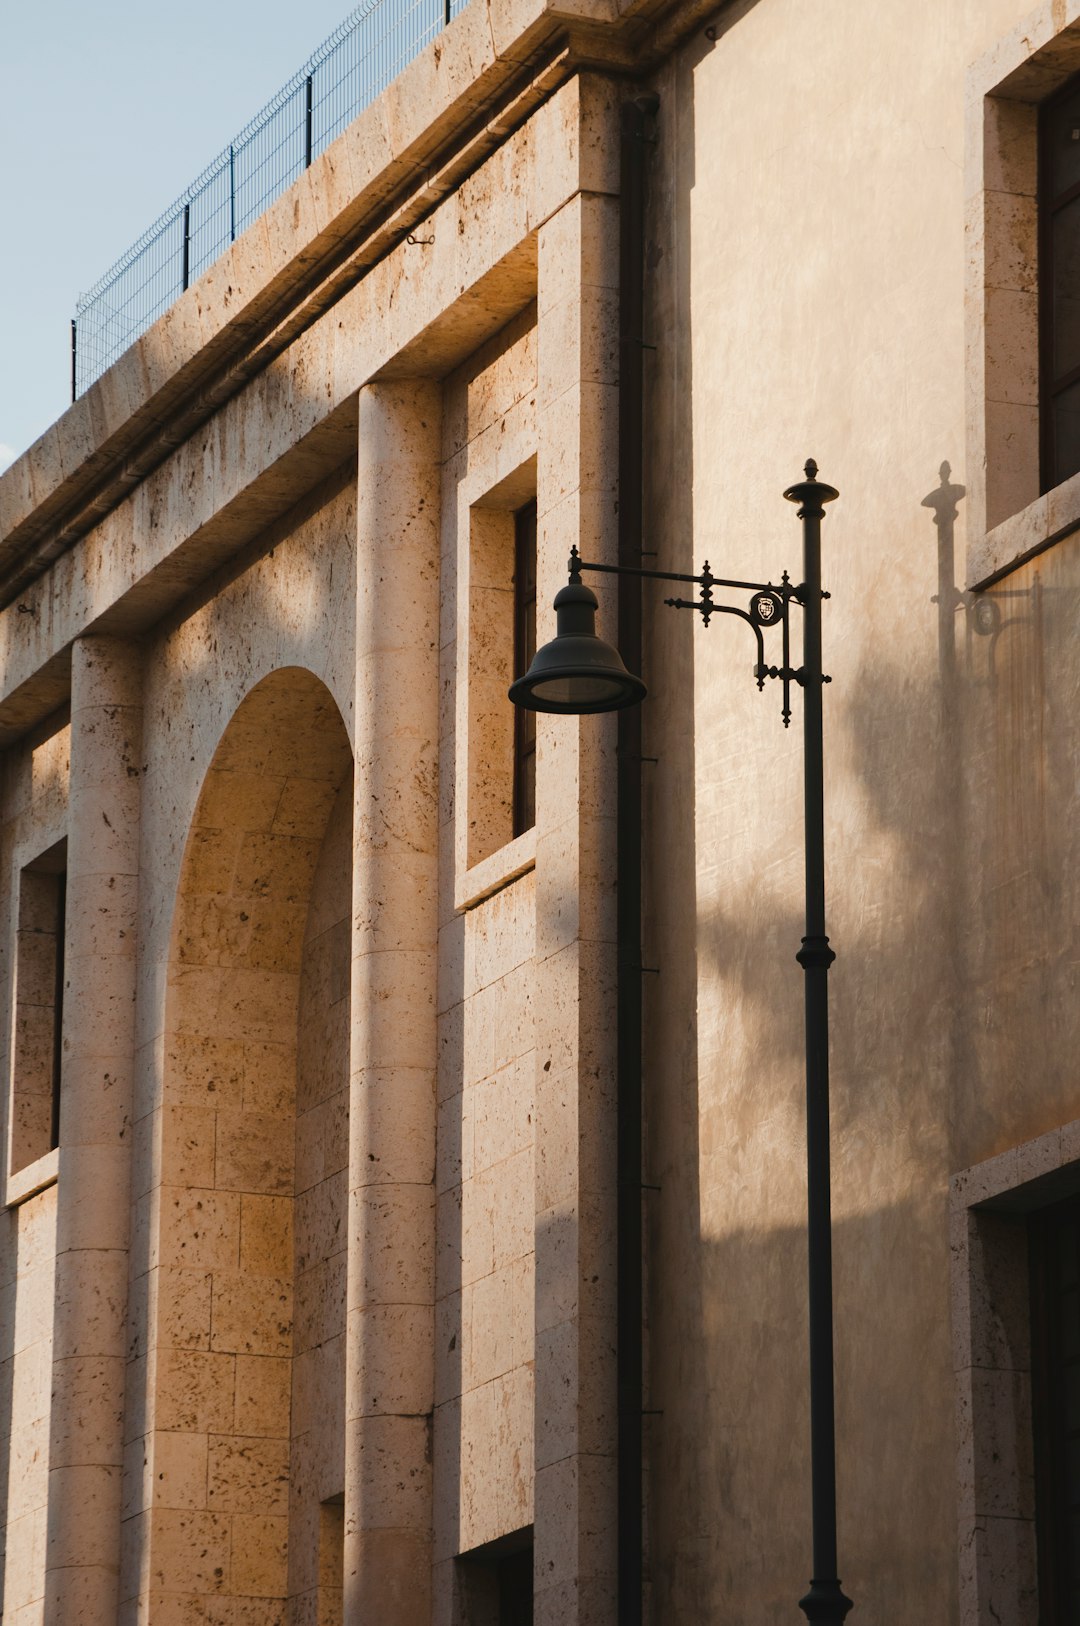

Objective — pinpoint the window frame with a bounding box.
[951,1122,1080,1625]
[455,459,538,914]
[512,500,537,841]
[1039,72,1080,493]
[965,15,1080,587]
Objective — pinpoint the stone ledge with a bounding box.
[457,830,538,912]
[5,1147,59,1210]
[967,465,1080,587]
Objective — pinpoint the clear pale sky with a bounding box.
[0,0,363,472]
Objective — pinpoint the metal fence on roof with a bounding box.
[71,0,468,398]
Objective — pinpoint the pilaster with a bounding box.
[533,183,621,1626]
[45,636,143,1624]
[346,380,442,1621]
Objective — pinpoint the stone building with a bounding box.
[2,0,1080,1620]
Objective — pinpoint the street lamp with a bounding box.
[510,460,853,1626]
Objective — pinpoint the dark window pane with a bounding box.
[521,752,535,836]
[1067,1358,1080,1433]
[50,867,66,1150]
[1053,202,1080,381]
[1069,1435,1080,1493]
[498,1546,533,1625]
[1047,84,1080,200]
[513,501,537,838]
[1053,378,1080,485]
[1032,1194,1080,1619]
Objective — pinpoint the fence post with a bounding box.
[70,320,77,403]
[182,202,191,292]
[305,75,314,168]
[229,144,236,242]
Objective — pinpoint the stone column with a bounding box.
[45,636,143,1624]
[532,182,621,1626]
[346,380,441,1621]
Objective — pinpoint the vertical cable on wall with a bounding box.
[617,88,659,1626]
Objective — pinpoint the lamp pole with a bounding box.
[508,460,853,1623]
[785,464,852,1626]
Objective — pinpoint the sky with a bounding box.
[0,0,363,473]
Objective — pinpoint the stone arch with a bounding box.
[136,666,352,1621]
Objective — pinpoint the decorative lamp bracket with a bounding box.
[567,546,828,728]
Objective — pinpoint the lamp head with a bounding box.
[508,579,646,714]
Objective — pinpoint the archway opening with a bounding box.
[137,668,352,1621]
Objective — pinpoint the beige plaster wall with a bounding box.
[641,0,1080,1621]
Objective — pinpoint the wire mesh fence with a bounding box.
[71,0,469,398]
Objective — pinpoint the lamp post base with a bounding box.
[799,1579,854,1623]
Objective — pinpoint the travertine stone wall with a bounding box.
[0,71,613,741]
[46,638,142,1625]
[347,381,441,1622]
[0,1186,57,1624]
[291,774,352,1623]
[434,310,539,1619]
[0,722,69,1620]
[9,866,64,1176]
[0,43,633,1626]
[434,875,537,1596]
[531,182,620,1626]
[2,720,69,1206]
[125,668,351,1621]
[447,310,538,881]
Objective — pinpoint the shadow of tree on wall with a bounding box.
[646,457,980,1620]
[645,423,1080,1622]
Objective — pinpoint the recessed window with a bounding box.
[456,1528,533,1626]
[952,1132,1080,1625]
[10,841,67,1175]
[466,487,537,871]
[1041,74,1080,490]
[317,1495,344,1624]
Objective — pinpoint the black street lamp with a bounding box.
[510,460,853,1626]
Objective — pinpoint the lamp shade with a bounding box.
[508,580,646,714]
